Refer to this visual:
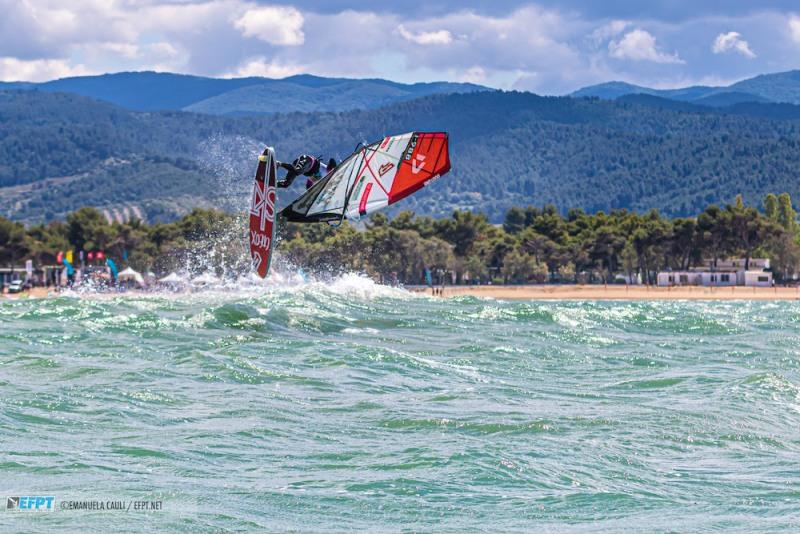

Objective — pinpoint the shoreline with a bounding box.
[411,284,800,300]
[4,284,800,301]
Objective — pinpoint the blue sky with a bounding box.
[1,0,799,93]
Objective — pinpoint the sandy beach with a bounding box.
[413,284,800,300]
[4,284,800,301]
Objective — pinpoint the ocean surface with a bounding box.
[2,276,800,532]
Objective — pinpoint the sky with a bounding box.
[1,0,800,93]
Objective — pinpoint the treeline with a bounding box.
[281,193,800,284]
[4,90,800,223]
[5,194,796,285]
[0,207,247,276]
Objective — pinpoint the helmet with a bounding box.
[292,154,320,176]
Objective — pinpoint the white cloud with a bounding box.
[608,29,684,64]
[96,43,140,59]
[790,15,800,43]
[589,19,629,45]
[224,57,304,78]
[397,25,453,45]
[233,6,305,46]
[460,66,487,83]
[712,31,755,58]
[0,57,92,82]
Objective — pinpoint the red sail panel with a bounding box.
[388,132,450,205]
[249,148,278,278]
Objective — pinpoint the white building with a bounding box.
[744,271,773,287]
[657,259,772,287]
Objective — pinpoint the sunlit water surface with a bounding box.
[2,275,800,531]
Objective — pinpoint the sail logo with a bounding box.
[250,181,276,232]
[378,163,394,176]
[403,134,419,161]
[250,230,271,249]
[251,251,262,272]
[411,154,426,174]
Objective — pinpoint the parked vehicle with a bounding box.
[7,280,23,294]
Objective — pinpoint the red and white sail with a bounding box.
[280,132,450,223]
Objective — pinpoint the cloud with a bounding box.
[1,1,800,94]
[608,29,684,64]
[224,57,305,78]
[712,31,756,58]
[589,19,629,45]
[790,15,800,42]
[233,5,305,46]
[397,25,453,45]
[0,57,92,82]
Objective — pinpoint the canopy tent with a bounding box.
[118,267,145,285]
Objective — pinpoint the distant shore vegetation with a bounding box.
[1,193,799,285]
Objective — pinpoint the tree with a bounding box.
[697,205,733,269]
[435,210,489,256]
[764,193,779,221]
[503,206,526,235]
[777,193,798,232]
[519,228,560,274]
[588,224,625,282]
[557,262,576,283]
[462,254,489,283]
[729,198,780,270]
[668,218,698,270]
[767,229,800,283]
[0,217,29,266]
[66,207,113,251]
[501,250,544,284]
[620,240,638,284]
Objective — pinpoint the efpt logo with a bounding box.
[7,496,55,511]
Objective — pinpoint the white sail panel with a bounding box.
[306,152,364,217]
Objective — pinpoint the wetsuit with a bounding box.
[277,155,337,189]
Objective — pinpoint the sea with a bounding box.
[2,275,799,532]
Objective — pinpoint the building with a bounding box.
[0,265,64,288]
[657,259,772,287]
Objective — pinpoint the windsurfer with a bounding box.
[277,154,337,189]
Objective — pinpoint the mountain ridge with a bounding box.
[0,71,488,115]
[571,70,800,106]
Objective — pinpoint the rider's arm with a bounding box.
[277,161,297,188]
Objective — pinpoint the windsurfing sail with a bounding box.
[249,147,278,278]
[280,132,450,223]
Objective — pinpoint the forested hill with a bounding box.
[2,89,800,223]
[571,70,800,106]
[0,71,487,114]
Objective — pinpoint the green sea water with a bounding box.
[2,276,800,532]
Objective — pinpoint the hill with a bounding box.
[185,78,485,115]
[571,70,800,106]
[728,70,800,105]
[2,89,800,224]
[0,71,487,114]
